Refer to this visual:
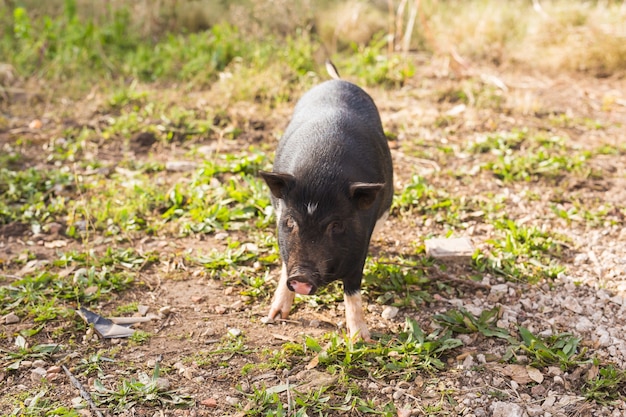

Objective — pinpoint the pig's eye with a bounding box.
[328,221,345,235]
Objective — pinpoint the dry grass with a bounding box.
[426,0,626,76]
[5,0,626,77]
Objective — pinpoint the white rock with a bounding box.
[225,396,240,406]
[228,328,242,337]
[381,306,399,320]
[492,401,523,417]
[4,312,20,324]
[526,405,543,417]
[575,316,594,333]
[31,367,47,382]
[562,296,583,314]
[488,284,509,302]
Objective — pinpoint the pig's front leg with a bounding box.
[268,263,295,320]
[344,291,371,341]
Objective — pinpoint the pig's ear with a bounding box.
[349,182,385,210]
[260,171,296,199]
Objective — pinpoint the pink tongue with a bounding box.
[290,281,313,295]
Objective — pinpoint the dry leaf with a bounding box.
[397,408,412,417]
[492,364,533,384]
[526,365,544,383]
[586,364,599,381]
[306,354,320,370]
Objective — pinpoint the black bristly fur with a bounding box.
[260,79,393,298]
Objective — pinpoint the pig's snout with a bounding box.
[286,272,319,295]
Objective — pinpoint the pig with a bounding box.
[259,71,393,341]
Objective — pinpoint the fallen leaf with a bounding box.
[397,408,412,417]
[491,364,533,384]
[526,366,544,383]
[306,354,319,370]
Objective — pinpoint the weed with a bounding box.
[363,257,433,307]
[434,306,518,344]
[93,362,194,411]
[583,363,626,405]
[517,326,587,369]
[473,219,567,283]
[308,318,461,381]
[1,335,61,371]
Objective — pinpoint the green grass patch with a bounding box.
[473,218,567,283]
[469,131,592,182]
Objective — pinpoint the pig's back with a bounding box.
[274,80,393,215]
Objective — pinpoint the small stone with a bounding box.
[381,386,394,394]
[575,316,594,333]
[260,316,274,324]
[225,396,240,406]
[4,312,20,324]
[381,306,399,320]
[492,401,523,417]
[71,396,84,407]
[488,284,509,302]
[154,377,170,391]
[392,389,404,400]
[228,328,242,337]
[309,319,320,328]
[474,407,487,417]
[47,366,62,374]
[543,395,556,407]
[214,305,227,314]
[553,375,564,385]
[137,305,149,316]
[425,237,474,261]
[526,405,543,417]
[201,398,218,408]
[31,367,47,382]
[562,296,583,314]
[32,360,47,368]
[21,360,33,368]
[159,306,172,316]
[462,354,475,370]
[230,300,244,311]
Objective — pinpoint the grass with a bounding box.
[1,0,625,415]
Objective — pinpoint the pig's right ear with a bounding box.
[259,171,296,199]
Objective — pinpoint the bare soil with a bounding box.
[1,63,626,416]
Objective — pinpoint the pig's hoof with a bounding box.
[349,326,371,342]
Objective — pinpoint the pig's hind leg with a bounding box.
[268,263,295,320]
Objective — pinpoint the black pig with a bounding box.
[260,77,393,340]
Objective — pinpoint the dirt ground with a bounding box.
[1,61,626,416]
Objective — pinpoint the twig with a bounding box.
[433,271,491,290]
[62,365,105,417]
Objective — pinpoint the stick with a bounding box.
[62,365,105,417]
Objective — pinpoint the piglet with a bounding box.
[260,70,393,341]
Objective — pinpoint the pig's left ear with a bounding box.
[349,182,385,210]
[260,171,296,199]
